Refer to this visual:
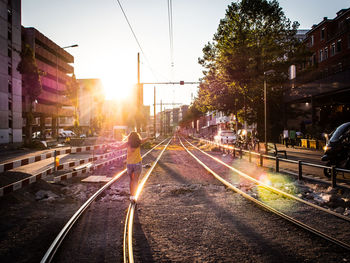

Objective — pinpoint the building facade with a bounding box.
[179,105,188,122]
[0,0,22,145]
[22,27,76,138]
[284,8,350,134]
[78,79,103,135]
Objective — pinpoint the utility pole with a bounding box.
[160,100,163,135]
[137,53,140,88]
[264,77,267,151]
[135,52,200,135]
[154,86,156,137]
[137,53,142,132]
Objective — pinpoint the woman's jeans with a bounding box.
[127,162,142,196]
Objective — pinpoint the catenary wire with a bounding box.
[115,0,159,80]
[167,0,174,69]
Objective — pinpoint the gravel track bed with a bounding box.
[52,142,165,262]
[188,141,350,246]
[132,138,350,262]
[2,138,350,262]
[0,173,126,263]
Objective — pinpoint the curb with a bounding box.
[0,151,127,197]
[0,142,121,173]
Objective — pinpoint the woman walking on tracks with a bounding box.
[123,131,149,204]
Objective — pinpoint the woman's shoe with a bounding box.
[130,196,137,204]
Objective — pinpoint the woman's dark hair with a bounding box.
[127,131,142,148]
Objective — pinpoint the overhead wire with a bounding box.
[116,0,178,111]
[167,0,175,108]
[167,0,174,70]
[115,0,158,81]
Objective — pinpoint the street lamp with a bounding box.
[264,70,274,153]
[56,44,78,141]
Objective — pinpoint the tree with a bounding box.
[17,44,42,144]
[65,74,80,136]
[179,101,203,128]
[198,0,304,139]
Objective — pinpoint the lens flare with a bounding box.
[257,172,296,212]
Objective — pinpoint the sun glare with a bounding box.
[102,75,134,101]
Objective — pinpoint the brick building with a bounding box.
[22,27,76,138]
[0,0,22,145]
[284,8,350,134]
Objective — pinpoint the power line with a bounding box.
[167,0,175,106]
[115,0,158,80]
[167,0,174,69]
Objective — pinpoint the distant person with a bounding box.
[290,129,296,148]
[121,131,149,204]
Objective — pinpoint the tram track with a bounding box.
[40,138,169,263]
[180,137,350,251]
[123,138,172,263]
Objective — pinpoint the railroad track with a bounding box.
[40,138,169,263]
[180,137,350,251]
[196,137,350,188]
[123,138,172,263]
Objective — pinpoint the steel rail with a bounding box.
[123,203,132,263]
[41,138,168,263]
[123,138,172,263]
[180,138,350,251]
[197,137,350,172]
[185,138,350,222]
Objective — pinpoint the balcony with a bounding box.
[37,90,72,107]
[34,103,74,117]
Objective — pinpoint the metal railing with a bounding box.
[196,137,350,188]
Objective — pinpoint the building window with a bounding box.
[331,43,336,56]
[311,53,316,66]
[8,101,12,111]
[8,81,12,93]
[321,28,325,40]
[7,30,12,41]
[324,47,328,59]
[310,35,314,46]
[8,48,12,58]
[337,39,342,53]
[8,66,12,75]
[8,119,12,129]
[7,8,12,23]
[319,50,323,62]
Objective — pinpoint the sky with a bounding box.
[22,0,350,113]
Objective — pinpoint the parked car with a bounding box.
[321,122,350,177]
[214,130,236,144]
[32,131,41,139]
[59,130,75,138]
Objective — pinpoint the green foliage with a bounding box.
[197,0,306,135]
[141,141,152,149]
[17,44,42,144]
[17,44,42,103]
[65,74,79,108]
[66,74,80,135]
[179,102,203,127]
[73,118,80,136]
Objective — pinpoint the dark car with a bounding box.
[321,122,350,177]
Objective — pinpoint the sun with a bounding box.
[101,74,135,101]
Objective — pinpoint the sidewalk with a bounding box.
[0,146,70,164]
[0,137,116,165]
[259,143,324,164]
